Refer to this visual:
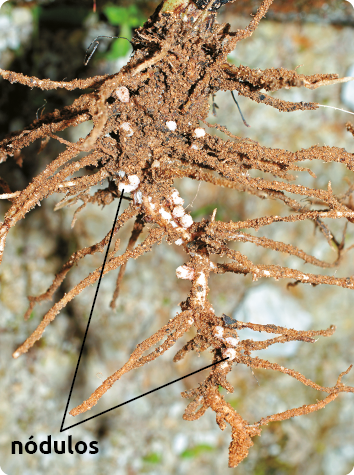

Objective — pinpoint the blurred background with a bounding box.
[1,1,354,474]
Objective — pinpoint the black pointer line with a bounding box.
[60,189,229,431]
[60,190,125,432]
[61,357,229,432]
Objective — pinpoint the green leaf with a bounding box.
[181,444,214,459]
[190,203,217,220]
[103,4,145,27]
[143,452,162,463]
[229,397,240,409]
[104,5,129,25]
[30,5,42,25]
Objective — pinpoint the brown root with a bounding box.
[1,0,354,467]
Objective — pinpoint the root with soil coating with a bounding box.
[1,0,354,467]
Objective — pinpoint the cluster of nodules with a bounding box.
[117,172,195,243]
[213,325,239,364]
[156,189,195,234]
[147,188,195,240]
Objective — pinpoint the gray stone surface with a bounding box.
[233,284,313,356]
[342,64,354,111]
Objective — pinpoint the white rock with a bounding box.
[120,122,134,137]
[115,86,130,103]
[341,65,354,111]
[166,120,177,131]
[234,284,312,357]
[172,433,188,454]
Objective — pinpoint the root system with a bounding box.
[1,0,354,467]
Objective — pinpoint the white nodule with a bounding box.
[219,362,229,370]
[171,190,184,205]
[180,214,193,229]
[195,271,207,304]
[196,272,206,288]
[214,326,224,338]
[172,205,185,218]
[118,175,140,194]
[159,208,172,222]
[225,337,239,347]
[176,265,195,280]
[128,175,140,187]
[174,238,183,246]
[118,183,136,193]
[223,348,236,361]
[194,128,205,138]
